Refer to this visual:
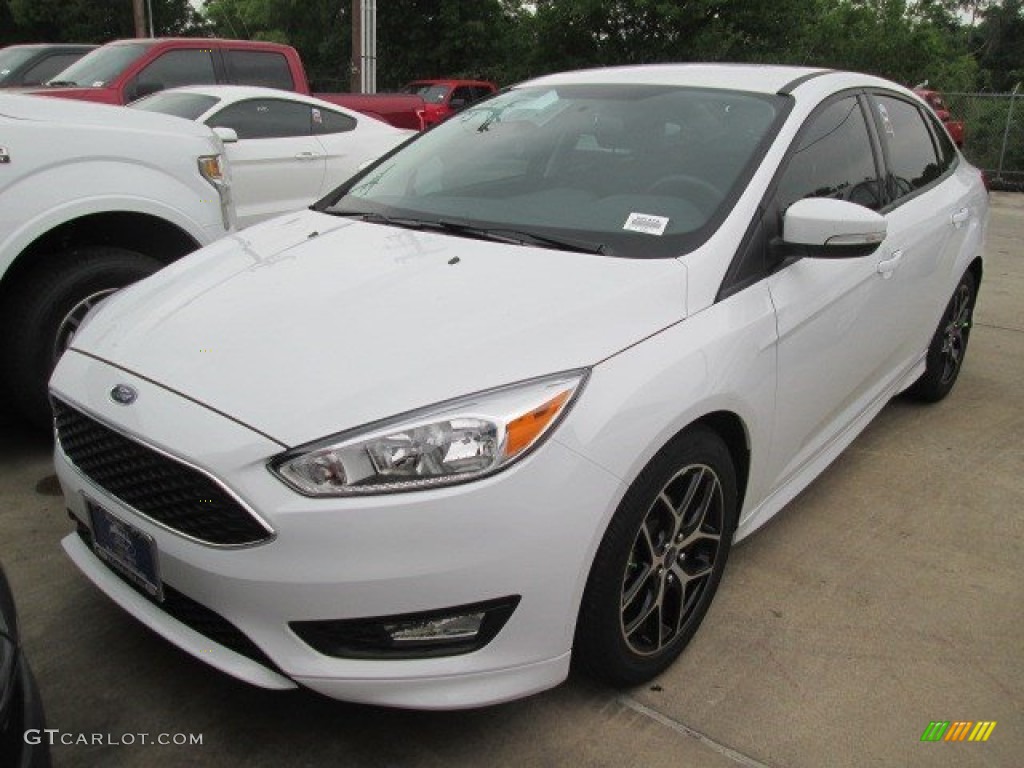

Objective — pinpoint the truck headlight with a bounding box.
[198,154,233,230]
[270,370,587,496]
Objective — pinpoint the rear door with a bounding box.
[206,98,326,227]
[866,92,972,360]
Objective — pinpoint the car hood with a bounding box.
[72,210,687,446]
[0,92,212,137]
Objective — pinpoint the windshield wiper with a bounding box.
[45,80,79,87]
[439,223,608,255]
[329,211,607,255]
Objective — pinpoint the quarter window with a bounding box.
[776,96,883,211]
[313,107,357,135]
[872,95,943,202]
[207,99,312,139]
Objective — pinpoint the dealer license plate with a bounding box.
[88,500,163,602]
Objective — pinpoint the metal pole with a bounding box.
[147,0,155,36]
[132,0,146,37]
[361,0,377,94]
[997,83,1020,181]
[351,0,362,93]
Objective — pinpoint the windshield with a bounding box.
[403,83,450,104]
[129,91,220,120]
[322,84,787,259]
[47,43,149,87]
[0,47,36,85]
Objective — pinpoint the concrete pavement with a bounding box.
[1,194,1021,767]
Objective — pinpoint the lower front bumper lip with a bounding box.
[61,533,296,691]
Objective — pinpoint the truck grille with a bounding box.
[54,399,272,546]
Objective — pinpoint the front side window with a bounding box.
[872,95,943,202]
[46,43,149,87]
[136,49,217,92]
[776,96,883,212]
[207,99,312,139]
[323,84,786,259]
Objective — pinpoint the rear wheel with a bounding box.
[907,269,977,403]
[575,427,738,686]
[0,247,162,429]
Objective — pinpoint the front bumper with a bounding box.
[50,350,624,709]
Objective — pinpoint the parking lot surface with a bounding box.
[1,194,1021,767]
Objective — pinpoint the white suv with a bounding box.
[0,93,232,426]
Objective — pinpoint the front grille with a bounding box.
[54,399,272,546]
[75,523,280,672]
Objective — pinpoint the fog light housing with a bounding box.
[290,597,520,659]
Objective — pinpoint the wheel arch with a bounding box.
[691,410,751,512]
[0,211,200,293]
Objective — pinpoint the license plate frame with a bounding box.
[87,499,164,602]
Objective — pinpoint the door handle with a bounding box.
[295,151,319,160]
[877,249,903,278]
[951,207,970,228]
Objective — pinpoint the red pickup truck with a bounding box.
[402,79,498,128]
[32,37,425,130]
[914,87,965,148]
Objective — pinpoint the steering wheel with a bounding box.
[646,174,724,215]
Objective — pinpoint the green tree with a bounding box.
[7,0,206,42]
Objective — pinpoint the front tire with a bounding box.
[907,269,977,403]
[0,247,162,429]
[575,427,738,686]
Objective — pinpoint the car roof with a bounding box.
[151,85,374,121]
[2,43,96,51]
[408,79,495,87]
[521,63,896,97]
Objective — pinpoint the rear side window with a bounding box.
[21,53,84,86]
[136,49,217,91]
[776,96,883,211]
[312,107,357,135]
[872,95,942,202]
[225,50,294,90]
[207,98,312,139]
[922,108,958,176]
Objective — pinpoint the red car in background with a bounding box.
[403,78,497,127]
[914,87,965,147]
[29,38,425,130]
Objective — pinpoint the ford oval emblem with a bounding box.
[109,384,138,406]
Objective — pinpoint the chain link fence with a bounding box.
[944,89,1024,191]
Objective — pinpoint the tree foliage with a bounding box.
[0,0,1021,93]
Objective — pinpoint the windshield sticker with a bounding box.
[312,108,322,124]
[0,69,10,76]
[91,80,105,87]
[624,212,669,236]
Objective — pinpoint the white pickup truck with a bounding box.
[0,94,233,427]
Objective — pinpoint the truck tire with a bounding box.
[0,247,163,429]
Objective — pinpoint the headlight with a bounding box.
[271,370,587,496]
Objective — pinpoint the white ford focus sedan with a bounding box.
[51,64,988,709]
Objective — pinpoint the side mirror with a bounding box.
[212,126,239,144]
[448,97,467,111]
[782,198,887,258]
